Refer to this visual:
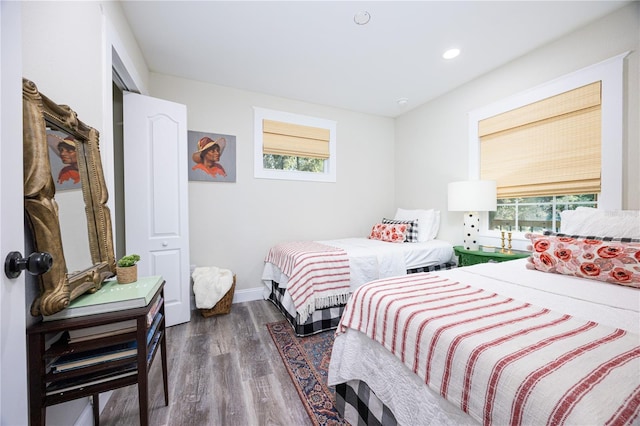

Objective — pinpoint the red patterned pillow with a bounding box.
[525,233,640,288]
[368,223,408,243]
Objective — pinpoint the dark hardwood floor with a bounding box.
[99,300,312,426]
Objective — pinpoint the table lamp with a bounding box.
[448,180,497,251]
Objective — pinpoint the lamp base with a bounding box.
[463,211,480,251]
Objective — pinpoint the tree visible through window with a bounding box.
[490,194,597,233]
[263,154,324,172]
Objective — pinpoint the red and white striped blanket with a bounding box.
[338,273,640,426]
[265,241,351,323]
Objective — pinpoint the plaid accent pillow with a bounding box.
[382,218,418,242]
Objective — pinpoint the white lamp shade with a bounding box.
[448,180,497,212]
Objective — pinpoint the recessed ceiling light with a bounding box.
[442,48,461,60]
[354,11,371,25]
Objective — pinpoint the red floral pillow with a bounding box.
[525,233,640,288]
[368,223,408,243]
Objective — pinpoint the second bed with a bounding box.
[262,237,456,336]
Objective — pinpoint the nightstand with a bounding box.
[454,245,531,267]
[27,278,168,426]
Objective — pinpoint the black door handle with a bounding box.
[4,251,53,279]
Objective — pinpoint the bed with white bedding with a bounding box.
[262,237,456,336]
[328,245,640,425]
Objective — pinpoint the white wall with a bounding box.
[21,2,104,131]
[149,74,396,293]
[395,2,640,247]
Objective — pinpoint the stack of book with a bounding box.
[146,311,163,362]
[68,320,136,344]
[65,295,163,344]
[146,296,163,327]
[51,309,165,372]
[48,341,138,373]
[46,364,137,395]
[53,314,163,367]
[43,275,163,321]
[45,310,165,395]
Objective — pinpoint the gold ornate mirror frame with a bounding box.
[23,78,116,316]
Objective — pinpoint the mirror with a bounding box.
[23,78,116,316]
[46,128,92,273]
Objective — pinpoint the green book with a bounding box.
[42,275,163,321]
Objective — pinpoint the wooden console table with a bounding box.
[27,277,168,426]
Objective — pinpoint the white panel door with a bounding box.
[123,92,190,327]
[0,1,28,423]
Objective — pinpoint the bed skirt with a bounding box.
[266,261,456,336]
[335,380,398,426]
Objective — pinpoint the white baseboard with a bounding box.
[74,391,113,426]
[232,286,265,303]
[191,285,265,311]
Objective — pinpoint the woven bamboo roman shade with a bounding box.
[262,119,330,160]
[479,81,602,198]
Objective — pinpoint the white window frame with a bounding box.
[254,107,337,182]
[468,52,627,247]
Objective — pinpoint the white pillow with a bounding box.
[394,208,440,241]
[561,207,640,239]
[431,210,441,240]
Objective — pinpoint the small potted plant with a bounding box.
[116,254,140,284]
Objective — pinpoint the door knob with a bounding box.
[4,251,53,279]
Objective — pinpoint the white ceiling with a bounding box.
[120,1,628,117]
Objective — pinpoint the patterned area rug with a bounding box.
[266,321,347,425]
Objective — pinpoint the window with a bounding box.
[468,53,626,242]
[489,194,597,233]
[481,82,602,234]
[254,107,336,182]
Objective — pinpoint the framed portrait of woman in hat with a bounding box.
[188,130,236,182]
[46,129,82,191]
